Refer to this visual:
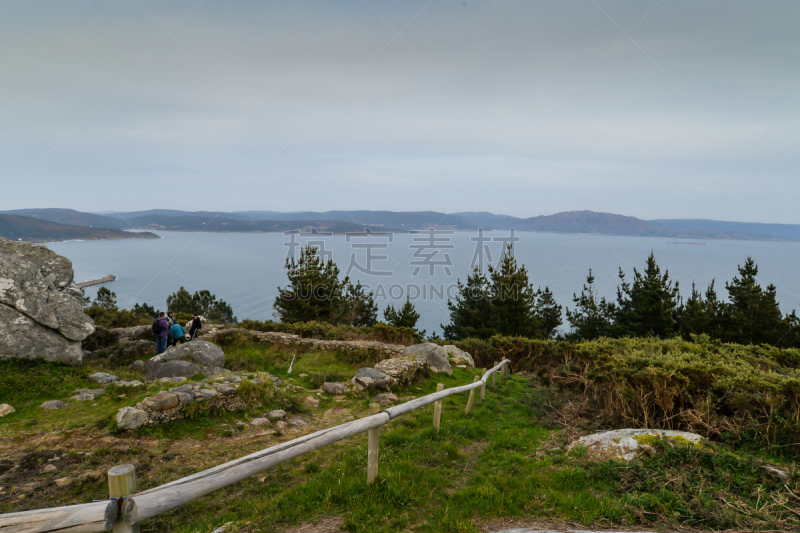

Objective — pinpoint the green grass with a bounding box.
[2,342,798,532]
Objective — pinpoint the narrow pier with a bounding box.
[76,274,116,289]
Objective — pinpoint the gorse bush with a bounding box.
[452,334,800,451]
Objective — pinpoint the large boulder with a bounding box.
[351,367,392,389]
[572,429,704,461]
[143,340,224,381]
[0,238,94,364]
[402,343,452,375]
[146,341,224,368]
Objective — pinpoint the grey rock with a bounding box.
[41,400,66,411]
[321,382,347,394]
[195,388,218,401]
[289,417,309,427]
[73,388,105,395]
[144,360,201,381]
[70,393,95,401]
[572,429,704,462]
[129,360,145,371]
[266,409,286,419]
[371,392,398,405]
[116,340,156,358]
[0,403,15,417]
[0,239,94,365]
[211,522,234,533]
[250,418,270,426]
[116,407,149,430]
[145,341,224,370]
[168,384,194,394]
[175,391,194,404]
[43,464,58,473]
[442,344,474,367]
[142,391,180,411]
[0,304,84,365]
[88,372,119,384]
[114,380,144,388]
[352,367,391,389]
[403,343,452,375]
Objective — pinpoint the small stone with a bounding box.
[175,392,194,404]
[371,392,398,405]
[321,382,347,394]
[250,418,270,427]
[115,380,144,388]
[334,395,347,402]
[299,373,308,377]
[72,388,105,395]
[211,522,234,533]
[255,430,277,437]
[43,464,57,473]
[116,407,149,430]
[289,417,308,427]
[54,477,73,487]
[343,416,355,422]
[275,421,288,429]
[88,372,119,384]
[41,400,66,411]
[235,421,248,429]
[70,393,95,402]
[303,396,320,408]
[266,410,286,419]
[142,391,180,411]
[129,360,145,371]
[195,388,218,401]
[0,404,15,417]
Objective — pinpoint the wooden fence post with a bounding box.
[465,375,479,415]
[492,362,497,386]
[480,369,486,401]
[108,464,138,533]
[367,403,379,485]
[433,383,444,434]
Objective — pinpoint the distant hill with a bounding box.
[0,214,159,243]
[123,215,401,234]
[11,207,795,242]
[649,218,800,242]
[0,208,130,229]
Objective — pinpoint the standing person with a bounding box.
[153,312,170,354]
[188,312,202,341]
[169,320,187,347]
[166,312,175,326]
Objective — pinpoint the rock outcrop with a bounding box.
[0,238,95,364]
[403,343,453,374]
[443,344,474,367]
[572,429,704,461]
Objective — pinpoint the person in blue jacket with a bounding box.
[169,321,187,347]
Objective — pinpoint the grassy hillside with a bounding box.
[0,214,159,243]
[0,333,797,532]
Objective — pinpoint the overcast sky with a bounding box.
[1,1,798,222]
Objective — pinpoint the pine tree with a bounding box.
[384,298,426,336]
[167,287,237,323]
[722,257,783,345]
[676,280,723,340]
[566,269,614,340]
[273,245,376,326]
[535,286,563,338]
[442,267,494,340]
[487,245,539,337]
[93,287,117,309]
[614,252,679,338]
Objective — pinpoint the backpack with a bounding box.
[152,319,163,335]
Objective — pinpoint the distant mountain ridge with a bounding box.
[4,208,795,242]
[0,214,158,243]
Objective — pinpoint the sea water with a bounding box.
[49,231,800,336]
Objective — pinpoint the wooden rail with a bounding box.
[1,360,511,532]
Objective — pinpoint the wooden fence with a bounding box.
[0,360,511,533]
